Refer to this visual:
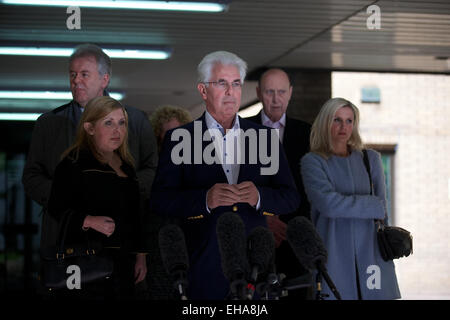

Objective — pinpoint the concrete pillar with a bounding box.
[285,69,331,125]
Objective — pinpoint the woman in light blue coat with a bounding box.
[301,97,401,300]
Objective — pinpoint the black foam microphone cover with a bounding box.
[287,217,342,300]
[247,226,275,278]
[216,212,249,281]
[286,216,327,270]
[159,223,189,274]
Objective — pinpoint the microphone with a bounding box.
[159,224,189,300]
[247,226,275,299]
[286,216,342,300]
[216,212,249,300]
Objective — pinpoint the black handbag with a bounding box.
[40,210,114,290]
[362,149,413,261]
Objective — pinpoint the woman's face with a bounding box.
[85,108,127,154]
[331,106,354,146]
[160,117,182,142]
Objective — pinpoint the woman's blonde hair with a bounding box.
[310,97,364,159]
[62,96,134,166]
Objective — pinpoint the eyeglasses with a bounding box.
[203,80,242,90]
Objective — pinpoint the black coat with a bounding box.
[247,112,312,288]
[22,99,158,251]
[48,149,145,253]
[246,112,311,220]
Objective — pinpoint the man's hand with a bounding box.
[266,215,286,248]
[236,181,259,207]
[83,215,115,237]
[207,183,241,210]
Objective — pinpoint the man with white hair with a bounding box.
[151,51,300,300]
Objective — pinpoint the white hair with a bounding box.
[197,51,247,84]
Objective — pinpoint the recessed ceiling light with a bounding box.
[0,0,228,12]
[0,112,42,121]
[238,102,263,118]
[0,46,171,60]
[0,91,124,100]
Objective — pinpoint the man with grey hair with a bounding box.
[150,51,300,300]
[22,44,158,291]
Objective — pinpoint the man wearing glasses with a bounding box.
[150,51,300,300]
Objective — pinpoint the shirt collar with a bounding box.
[261,109,286,128]
[205,110,240,135]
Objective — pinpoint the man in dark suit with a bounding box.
[150,52,300,300]
[22,44,158,296]
[247,68,312,299]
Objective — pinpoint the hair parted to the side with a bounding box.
[62,96,134,166]
[197,51,247,84]
[69,43,112,78]
[310,97,364,159]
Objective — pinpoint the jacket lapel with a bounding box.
[197,113,229,183]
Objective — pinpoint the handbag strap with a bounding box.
[362,149,373,195]
[56,209,74,255]
[56,209,95,256]
[362,149,385,229]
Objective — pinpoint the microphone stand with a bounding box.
[315,270,328,300]
[256,272,312,300]
[315,265,342,300]
[256,273,282,300]
[228,271,249,300]
[172,270,188,300]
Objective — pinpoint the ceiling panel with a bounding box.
[274,0,450,73]
[0,0,448,117]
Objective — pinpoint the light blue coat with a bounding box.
[301,149,401,300]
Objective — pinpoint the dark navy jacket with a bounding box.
[150,113,300,300]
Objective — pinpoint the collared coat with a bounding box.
[301,149,401,300]
[22,99,158,251]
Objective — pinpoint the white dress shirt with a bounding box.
[261,110,286,143]
[204,111,260,212]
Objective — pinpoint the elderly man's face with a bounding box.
[197,63,242,128]
[257,69,292,122]
[69,55,109,107]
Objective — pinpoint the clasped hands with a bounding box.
[207,181,259,210]
[207,182,286,248]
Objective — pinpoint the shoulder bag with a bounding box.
[40,210,114,290]
[362,149,413,261]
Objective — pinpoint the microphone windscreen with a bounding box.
[159,224,189,274]
[286,216,327,270]
[247,226,275,274]
[216,212,248,281]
